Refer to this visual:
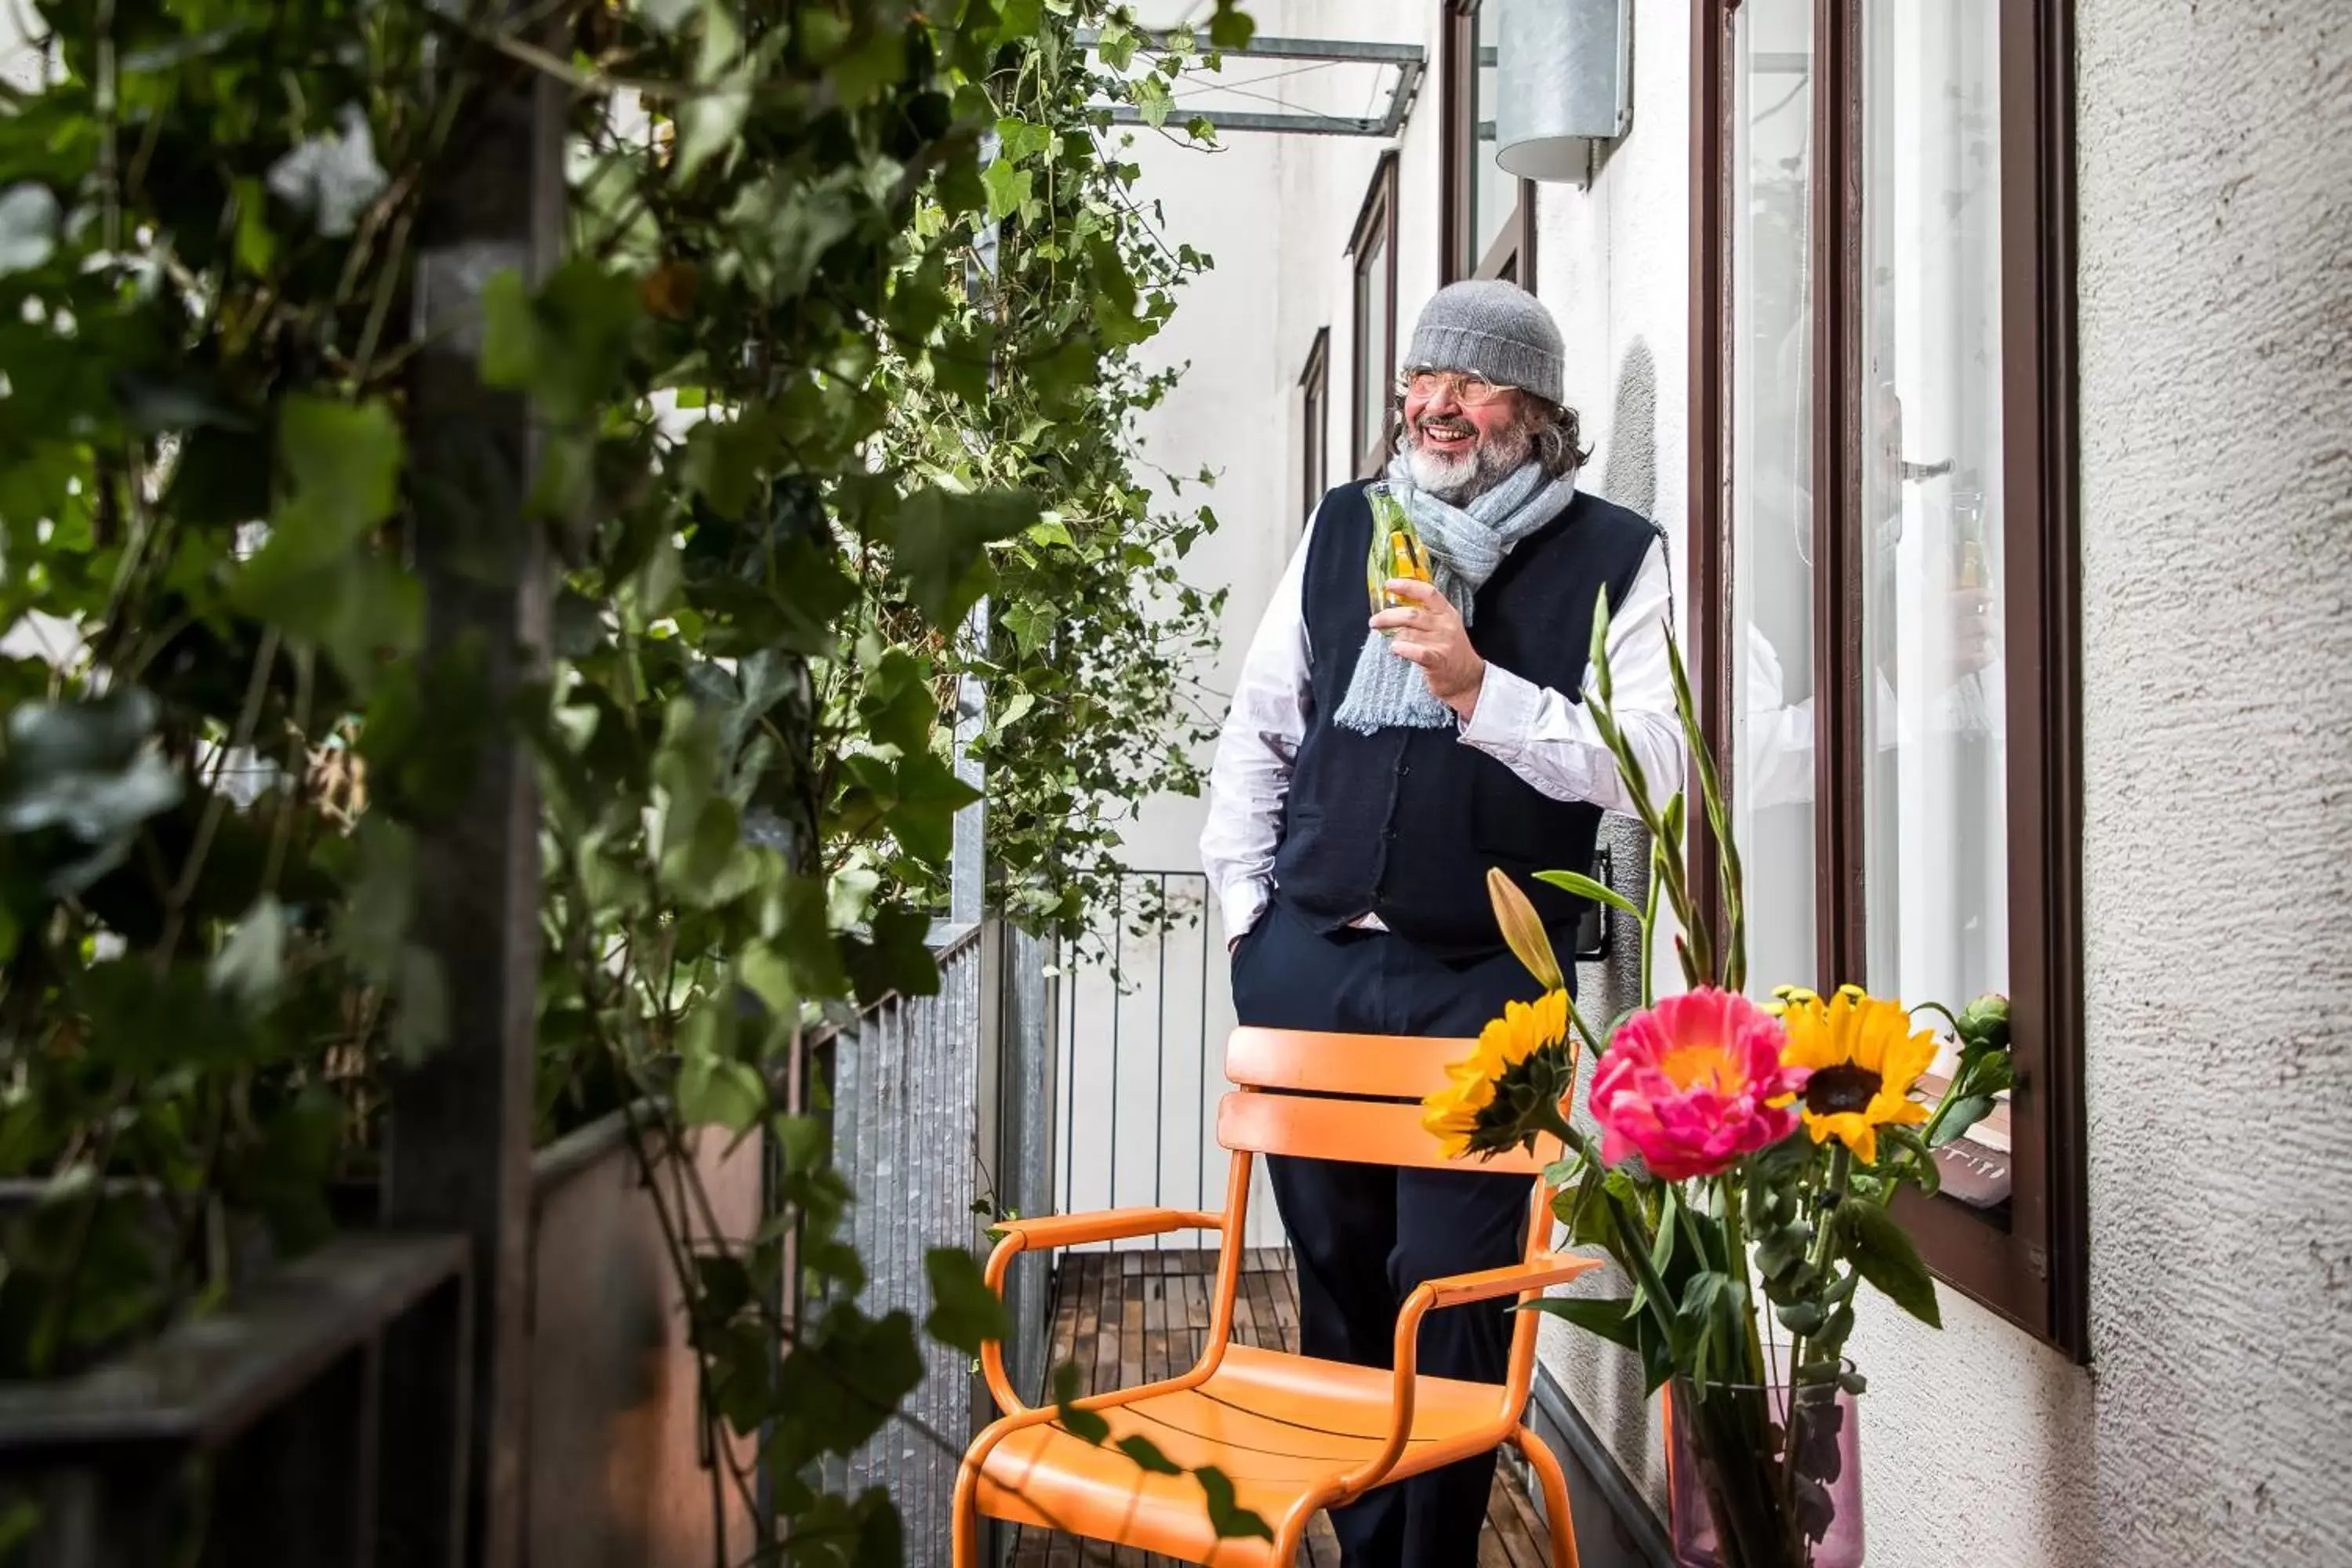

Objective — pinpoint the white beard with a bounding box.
[1406,424,1532,504]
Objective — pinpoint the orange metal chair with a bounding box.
[953,1025,1596,1566]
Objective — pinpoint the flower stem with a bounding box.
[1720,1173,1769,1388]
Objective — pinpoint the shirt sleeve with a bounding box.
[1198,533,1315,937]
[1455,539,1687,816]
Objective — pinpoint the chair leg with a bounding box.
[953,1452,985,1568]
[1515,1425,1580,1568]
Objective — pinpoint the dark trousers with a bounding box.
[1227,898,1552,1568]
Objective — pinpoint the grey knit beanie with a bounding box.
[1403,281,1565,406]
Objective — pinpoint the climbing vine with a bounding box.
[0,0,1250,1556]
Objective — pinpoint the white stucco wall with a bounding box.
[2069,0,2352,1561]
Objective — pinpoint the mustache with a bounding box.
[1414,413,1478,439]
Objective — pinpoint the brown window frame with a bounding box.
[1348,151,1400,480]
[1441,0,1538,285]
[1686,0,2087,1359]
[1299,327,1330,526]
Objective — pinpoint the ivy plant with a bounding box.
[1,0,1258,1556]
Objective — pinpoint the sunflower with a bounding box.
[1421,990,1573,1159]
[1770,984,1937,1166]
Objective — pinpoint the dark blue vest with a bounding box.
[1270,480,1662,957]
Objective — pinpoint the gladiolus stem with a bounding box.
[1721,1174,1770,1388]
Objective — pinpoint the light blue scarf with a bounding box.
[1333,455,1579,735]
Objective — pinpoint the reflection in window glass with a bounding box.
[1470,1,1517,271]
[1730,0,1817,997]
[1860,1,2007,1039]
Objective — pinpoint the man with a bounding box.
[1198,281,1683,1565]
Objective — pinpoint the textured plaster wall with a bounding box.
[2070,0,2352,1562]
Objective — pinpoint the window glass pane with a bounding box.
[1470,2,1516,270]
[1357,223,1388,463]
[1860,1,2007,1035]
[1730,0,1817,996]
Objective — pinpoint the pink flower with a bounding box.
[1588,989,1810,1181]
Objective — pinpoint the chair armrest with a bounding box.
[1414,1251,1601,1310]
[978,1207,1225,1419]
[990,1207,1223,1252]
[1334,1252,1605,1501]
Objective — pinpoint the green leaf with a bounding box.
[923,1247,1011,1354]
[1519,1295,1642,1351]
[1131,75,1174,130]
[877,488,1039,626]
[1196,1466,1274,1542]
[1533,868,1644,923]
[1838,1200,1942,1328]
[982,158,1034,222]
[1207,2,1258,51]
[209,896,287,1010]
[995,117,1053,164]
[271,396,403,559]
[479,260,641,423]
[1095,19,1138,71]
[390,942,449,1063]
[1929,1096,1995,1148]
[0,183,60,276]
[993,0,1044,42]
[679,1052,768,1134]
[676,2,751,183]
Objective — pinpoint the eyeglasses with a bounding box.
[1396,369,1519,407]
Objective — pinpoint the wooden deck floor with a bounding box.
[1004,1247,1555,1567]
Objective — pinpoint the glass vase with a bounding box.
[1664,1377,1864,1568]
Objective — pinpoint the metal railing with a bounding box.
[803,915,1058,1568]
[1055,869,1283,1250]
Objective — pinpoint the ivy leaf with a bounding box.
[0,689,183,893]
[1207,2,1258,51]
[679,1051,768,1135]
[922,1247,1010,1354]
[982,158,1034,222]
[994,117,1053,164]
[1095,19,1138,72]
[1838,1200,1942,1328]
[993,0,1044,43]
[263,105,385,238]
[676,2,751,183]
[1195,1466,1274,1542]
[270,396,402,558]
[878,488,1038,626]
[1001,599,1056,656]
[479,260,641,423]
[208,896,287,1011]
[0,183,60,276]
[1131,75,1174,130]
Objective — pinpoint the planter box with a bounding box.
[522,1107,764,1568]
[0,1234,471,1568]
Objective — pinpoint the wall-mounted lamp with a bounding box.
[1496,0,1634,183]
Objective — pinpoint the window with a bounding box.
[1348,153,1399,479]
[1690,0,2084,1356]
[1299,328,1330,526]
[1443,0,1537,283]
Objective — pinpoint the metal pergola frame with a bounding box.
[1077,30,1428,139]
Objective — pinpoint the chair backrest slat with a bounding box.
[1224,1025,1480,1100]
[1215,1091,1554,1176]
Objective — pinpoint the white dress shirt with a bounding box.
[1199,520,1686,938]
